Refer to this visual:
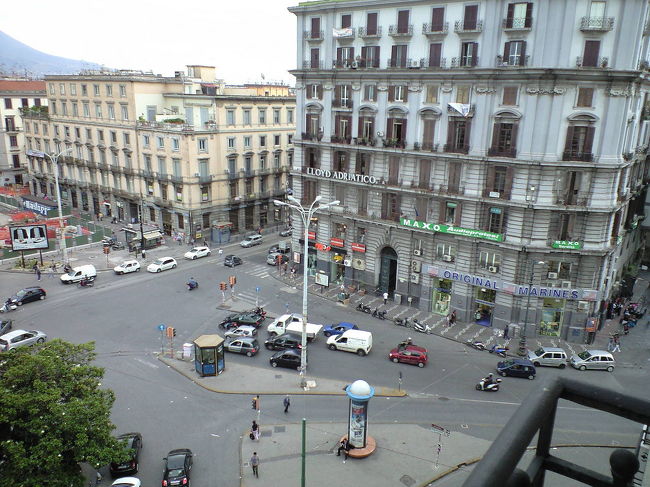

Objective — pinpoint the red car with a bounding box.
[389,344,428,367]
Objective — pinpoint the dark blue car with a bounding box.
[323,322,358,337]
[496,358,536,379]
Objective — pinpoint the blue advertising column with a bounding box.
[345,380,375,453]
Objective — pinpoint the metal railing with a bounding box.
[388,24,413,36]
[422,22,449,35]
[562,150,594,162]
[422,58,447,69]
[451,56,479,68]
[358,26,382,38]
[576,56,609,68]
[454,19,483,33]
[502,17,533,30]
[496,55,530,67]
[302,30,323,41]
[302,60,324,70]
[580,16,615,31]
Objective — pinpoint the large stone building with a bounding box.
[288,0,650,341]
[22,66,295,241]
[0,79,46,186]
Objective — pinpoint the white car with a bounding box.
[0,329,47,352]
[224,325,258,338]
[113,260,141,275]
[147,257,178,273]
[184,246,211,260]
[240,234,263,248]
[111,478,141,487]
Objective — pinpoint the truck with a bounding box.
[267,313,323,341]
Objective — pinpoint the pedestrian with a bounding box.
[283,395,290,413]
[337,438,349,461]
[203,239,208,247]
[35,265,41,281]
[607,335,614,352]
[250,452,259,478]
[48,264,55,279]
[251,420,260,441]
[445,313,451,327]
[383,291,388,305]
[450,310,457,326]
[219,248,224,256]
[503,324,509,340]
[612,334,621,352]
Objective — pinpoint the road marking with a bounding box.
[134,357,159,369]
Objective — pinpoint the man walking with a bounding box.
[612,334,621,353]
[250,452,259,478]
[283,395,290,413]
[34,265,41,281]
[383,291,388,305]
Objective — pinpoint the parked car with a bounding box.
[389,344,428,367]
[0,329,47,352]
[269,348,303,370]
[569,349,615,372]
[7,287,46,306]
[224,337,260,357]
[111,478,141,487]
[323,322,358,338]
[0,319,12,336]
[224,255,243,267]
[219,312,265,330]
[162,449,193,487]
[113,260,141,275]
[266,252,289,265]
[224,325,257,338]
[265,333,302,351]
[147,257,177,273]
[496,358,536,379]
[240,234,263,248]
[110,432,142,477]
[184,246,211,260]
[527,347,568,368]
[268,243,291,255]
[279,227,292,237]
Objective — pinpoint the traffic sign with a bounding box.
[256,286,260,292]
[158,324,166,331]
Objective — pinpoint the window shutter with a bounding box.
[438,200,447,223]
[361,46,368,65]
[348,47,355,63]
[584,126,595,154]
[566,214,575,240]
[431,7,444,30]
[334,85,341,105]
[505,3,515,28]
[317,85,323,99]
[519,42,526,66]
[398,10,409,32]
[504,167,514,199]
[373,46,381,68]
[367,12,377,35]
[454,202,463,226]
[471,43,479,66]
[510,123,519,153]
[400,119,408,141]
[403,87,409,103]
[465,120,473,148]
[491,123,501,150]
[391,45,398,67]
[345,115,352,137]
[386,118,394,139]
[358,116,364,138]
[341,14,351,28]
[423,120,435,145]
[334,115,340,136]
[429,43,442,67]
[311,17,320,37]
[486,166,496,193]
[336,48,343,63]
[583,40,600,67]
[564,126,575,154]
[447,120,455,147]
[503,42,511,61]
[525,3,534,28]
[306,84,312,99]
[311,48,320,66]
[388,86,395,102]
[464,5,478,29]
[306,114,312,132]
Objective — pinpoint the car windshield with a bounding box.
[168,468,185,477]
[502,359,515,367]
[153,259,164,265]
[577,351,592,360]
[533,347,545,356]
[190,248,199,252]
[15,290,27,297]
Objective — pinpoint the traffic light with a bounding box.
[229,275,237,287]
[173,328,177,337]
[103,246,110,254]
[219,282,227,291]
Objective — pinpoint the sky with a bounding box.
[1,0,299,85]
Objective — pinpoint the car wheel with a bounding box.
[498,370,506,376]
[157,269,161,273]
[527,375,535,380]
[579,365,586,371]
[37,338,45,343]
[324,332,331,337]
[136,267,140,272]
[271,361,278,367]
[606,366,614,372]
[17,301,23,306]
[492,386,499,391]
[533,362,540,367]
[246,351,253,357]
[172,264,177,268]
[328,344,337,351]
[559,363,566,369]
[265,344,273,350]
[357,349,366,357]
[39,295,45,300]
[392,357,399,363]
[192,256,197,260]
[207,252,211,256]
[417,362,425,368]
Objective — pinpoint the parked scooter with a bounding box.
[476,376,502,392]
[466,340,486,351]
[489,344,509,357]
[78,276,95,288]
[371,308,387,320]
[413,319,432,334]
[0,299,17,313]
[356,303,372,314]
[393,316,410,327]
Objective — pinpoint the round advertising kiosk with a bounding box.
[343,379,377,458]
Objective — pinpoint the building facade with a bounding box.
[289,0,650,341]
[22,66,294,241]
[0,80,46,186]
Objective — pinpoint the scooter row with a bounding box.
[466,339,509,357]
[355,303,433,334]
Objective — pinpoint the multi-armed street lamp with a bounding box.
[46,147,73,265]
[273,195,339,387]
[518,260,547,357]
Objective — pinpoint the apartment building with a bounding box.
[0,80,46,186]
[289,0,650,341]
[22,66,294,240]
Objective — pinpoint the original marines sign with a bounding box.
[425,266,599,301]
[305,167,379,184]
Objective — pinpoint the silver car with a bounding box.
[0,329,47,352]
[569,349,615,372]
[240,234,262,248]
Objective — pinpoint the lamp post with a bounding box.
[518,260,546,356]
[274,195,339,387]
[46,147,73,265]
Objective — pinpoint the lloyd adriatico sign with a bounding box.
[305,167,379,184]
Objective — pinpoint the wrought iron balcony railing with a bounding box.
[502,17,533,30]
[388,24,413,37]
[580,16,615,31]
[303,30,324,41]
[422,22,449,36]
[357,26,382,39]
[454,19,483,33]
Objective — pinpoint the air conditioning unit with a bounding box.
[577,301,589,311]
[489,191,500,198]
[442,254,453,262]
[377,131,385,138]
[351,61,359,69]
[413,249,422,256]
[343,258,352,267]
[561,281,572,289]
[547,272,558,280]
[410,273,420,284]
[411,260,421,273]
[488,266,499,273]
[352,258,366,270]
[409,60,421,69]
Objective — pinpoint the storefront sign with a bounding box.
[315,272,329,286]
[22,199,55,216]
[330,237,345,248]
[551,240,582,250]
[26,149,46,158]
[400,218,503,242]
[308,231,316,240]
[305,166,379,185]
[425,265,599,301]
[351,242,366,252]
[315,243,331,251]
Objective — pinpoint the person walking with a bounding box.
[250,452,259,478]
[607,335,615,352]
[34,265,41,281]
[449,310,457,326]
[383,291,388,305]
[283,395,290,413]
[503,324,509,340]
[612,334,621,352]
[251,420,260,441]
[48,264,55,279]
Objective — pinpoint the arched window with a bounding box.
[488,110,521,158]
[418,108,441,151]
[563,113,598,161]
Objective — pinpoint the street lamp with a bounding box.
[46,147,73,265]
[518,260,547,357]
[274,195,339,387]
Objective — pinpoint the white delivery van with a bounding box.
[326,329,372,356]
[60,264,97,284]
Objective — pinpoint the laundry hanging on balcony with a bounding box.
[448,103,472,117]
[333,27,353,38]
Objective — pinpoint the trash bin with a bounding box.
[182,343,193,360]
[394,293,402,304]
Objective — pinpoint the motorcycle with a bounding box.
[371,308,387,320]
[489,344,509,357]
[0,300,17,313]
[78,276,95,288]
[466,340,486,351]
[413,319,432,334]
[393,317,410,327]
[249,306,266,318]
[476,377,502,392]
[356,303,372,314]
[187,280,199,291]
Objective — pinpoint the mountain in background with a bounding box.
[0,30,102,78]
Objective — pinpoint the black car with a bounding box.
[219,313,265,330]
[224,255,242,267]
[9,287,46,305]
[224,337,260,356]
[110,432,142,477]
[265,333,302,351]
[279,228,292,237]
[270,349,304,370]
[268,244,291,255]
[0,320,12,336]
[163,448,193,487]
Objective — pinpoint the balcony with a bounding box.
[387,58,408,69]
[495,55,530,67]
[465,376,649,486]
[198,174,212,184]
[576,56,609,68]
[580,16,615,31]
[422,58,447,69]
[555,193,589,206]
[122,167,136,176]
[451,57,479,68]
[334,27,355,41]
[482,188,510,199]
[562,151,594,162]
[300,132,322,142]
[354,137,377,147]
[443,144,470,155]
[420,142,439,152]
[437,184,465,196]
[332,59,355,69]
[141,170,154,179]
[97,162,109,171]
[502,17,533,31]
[332,99,353,109]
[454,19,483,34]
[302,60,324,70]
[358,26,382,39]
[302,30,323,42]
[331,135,352,145]
[382,138,406,149]
[388,24,413,37]
[488,147,517,158]
[352,58,380,69]
[422,22,448,37]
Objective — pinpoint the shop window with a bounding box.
[478,251,501,270]
[475,288,496,326]
[540,298,564,337]
[335,223,347,240]
[432,278,452,315]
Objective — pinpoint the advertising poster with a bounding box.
[348,399,367,448]
[10,224,50,251]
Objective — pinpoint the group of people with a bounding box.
[247,394,291,478]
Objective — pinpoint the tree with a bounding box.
[0,340,129,486]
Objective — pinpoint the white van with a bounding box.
[60,264,97,284]
[326,329,372,356]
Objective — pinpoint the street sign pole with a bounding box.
[158,324,166,355]
[255,286,260,307]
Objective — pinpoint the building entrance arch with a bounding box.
[378,247,398,296]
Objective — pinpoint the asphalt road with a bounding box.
[1,240,647,486]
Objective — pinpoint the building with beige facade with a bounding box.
[22,65,295,241]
